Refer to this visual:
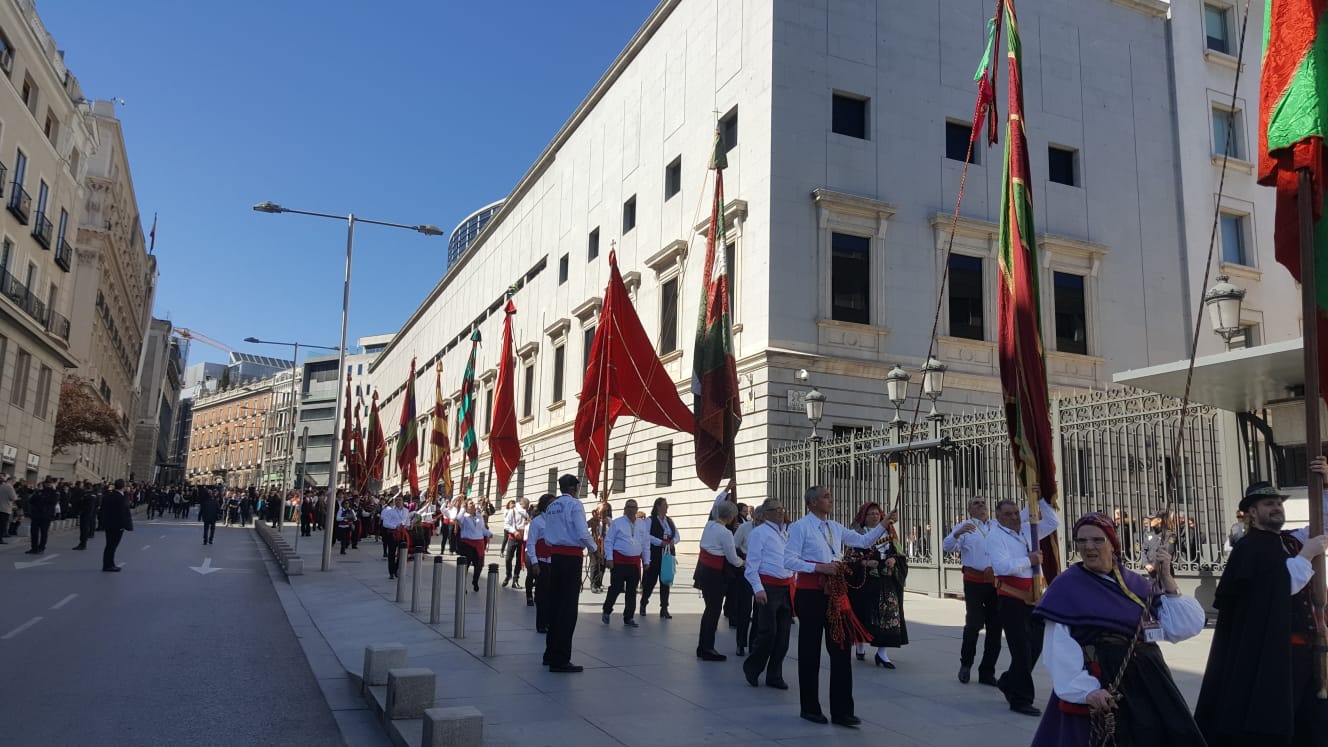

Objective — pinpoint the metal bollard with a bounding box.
[429,556,444,624]
[453,558,469,639]
[483,563,500,657]
[395,548,409,603]
[411,552,426,614]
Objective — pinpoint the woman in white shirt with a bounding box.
[640,498,679,619]
[694,501,744,662]
[1029,512,1206,746]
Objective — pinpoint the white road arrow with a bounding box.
[14,553,59,570]
[190,557,224,575]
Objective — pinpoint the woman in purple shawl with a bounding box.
[1030,513,1207,746]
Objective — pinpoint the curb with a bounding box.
[255,521,304,576]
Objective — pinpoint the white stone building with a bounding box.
[367,0,1265,535]
[0,0,97,482]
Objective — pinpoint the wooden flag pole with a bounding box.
[1025,482,1044,602]
[1296,167,1328,699]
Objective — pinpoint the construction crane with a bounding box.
[172,327,236,355]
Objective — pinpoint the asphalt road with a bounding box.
[0,516,344,746]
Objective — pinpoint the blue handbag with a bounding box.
[660,549,676,585]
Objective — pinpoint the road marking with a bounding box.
[160,534,166,538]
[190,557,223,575]
[141,545,150,550]
[50,593,77,610]
[14,553,59,570]
[2,616,42,639]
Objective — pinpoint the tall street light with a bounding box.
[253,201,444,571]
[244,336,339,530]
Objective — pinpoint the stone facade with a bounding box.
[185,378,274,488]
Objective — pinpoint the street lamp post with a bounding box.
[253,201,443,571]
[1203,274,1247,348]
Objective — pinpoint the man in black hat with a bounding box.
[99,479,133,572]
[540,474,597,673]
[1195,468,1328,746]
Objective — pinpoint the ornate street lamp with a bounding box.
[1203,274,1246,346]
[922,356,947,420]
[805,386,826,441]
[885,363,911,427]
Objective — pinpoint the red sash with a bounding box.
[697,549,724,569]
[612,553,642,569]
[995,575,1035,604]
[549,544,584,557]
[759,574,793,588]
[535,539,550,559]
[461,537,487,561]
[962,566,996,584]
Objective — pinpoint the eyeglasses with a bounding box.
[1073,537,1109,546]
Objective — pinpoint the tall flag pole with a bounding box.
[428,362,454,499]
[490,298,522,497]
[691,126,742,490]
[575,250,694,492]
[395,357,420,496]
[1260,0,1328,693]
[366,391,385,492]
[976,0,1060,591]
[459,329,482,495]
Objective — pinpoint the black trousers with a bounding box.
[727,575,754,649]
[505,539,525,581]
[544,554,583,666]
[639,555,671,611]
[795,588,854,720]
[30,518,49,550]
[202,521,216,544]
[960,579,1002,676]
[457,541,483,587]
[996,595,1043,708]
[602,562,641,620]
[532,560,549,628]
[744,585,792,683]
[103,528,124,570]
[697,567,726,653]
[79,512,96,543]
[0,511,8,540]
[385,534,404,577]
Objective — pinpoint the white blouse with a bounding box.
[1041,586,1206,704]
[699,521,744,567]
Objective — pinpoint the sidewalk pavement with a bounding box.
[267,529,1215,747]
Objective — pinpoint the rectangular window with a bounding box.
[1204,3,1231,54]
[0,334,7,399]
[583,325,596,372]
[720,106,738,153]
[725,242,737,318]
[622,195,637,233]
[43,110,58,145]
[947,254,985,340]
[664,157,682,199]
[547,467,558,495]
[831,232,871,325]
[552,343,566,403]
[483,386,493,435]
[611,451,626,494]
[577,461,589,498]
[35,180,47,216]
[659,278,678,354]
[558,253,569,284]
[522,362,535,418]
[0,238,11,274]
[1048,146,1078,186]
[20,74,35,114]
[587,227,599,261]
[57,208,68,245]
[1212,107,1243,159]
[945,120,975,163]
[9,347,29,407]
[655,441,673,487]
[1053,272,1088,355]
[1229,324,1260,350]
[13,148,25,185]
[515,461,525,500]
[831,92,868,139]
[1220,213,1249,265]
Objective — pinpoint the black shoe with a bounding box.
[502,577,510,587]
[958,666,971,683]
[736,646,745,657]
[744,669,759,687]
[640,601,648,616]
[1010,704,1041,717]
[536,626,549,634]
[978,672,999,686]
[766,679,789,690]
[831,715,861,728]
[473,582,480,592]
[875,653,895,669]
[624,619,639,628]
[527,599,535,607]
[800,712,828,725]
[660,609,672,619]
[24,549,38,554]
[602,613,611,625]
[855,650,865,661]
[549,663,583,673]
[102,566,121,572]
[73,545,86,550]
[696,650,727,662]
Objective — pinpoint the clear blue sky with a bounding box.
[40,0,656,367]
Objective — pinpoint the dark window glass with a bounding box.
[622,195,637,233]
[552,344,565,402]
[946,121,974,162]
[1049,146,1077,186]
[588,228,599,260]
[1204,4,1230,54]
[831,93,868,139]
[659,278,678,354]
[1054,272,1088,355]
[483,387,493,435]
[725,242,736,318]
[611,451,626,493]
[522,363,534,418]
[664,157,681,200]
[720,107,738,153]
[831,232,871,324]
[1220,214,1248,265]
[583,326,596,372]
[948,254,984,340]
[558,254,569,284]
[655,441,673,487]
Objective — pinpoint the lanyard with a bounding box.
[1112,566,1149,612]
[821,521,839,560]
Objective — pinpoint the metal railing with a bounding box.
[47,310,69,340]
[0,268,66,339]
[31,213,51,248]
[54,238,72,271]
[7,182,30,224]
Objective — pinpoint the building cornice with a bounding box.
[1107,0,1169,19]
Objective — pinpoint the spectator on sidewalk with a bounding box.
[73,481,97,550]
[24,477,58,555]
[100,479,132,572]
[0,473,15,543]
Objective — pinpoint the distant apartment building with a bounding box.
[185,376,276,488]
[130,318,184,483]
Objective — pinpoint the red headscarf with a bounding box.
[853,502,882,529]
[1073,512,1122,560]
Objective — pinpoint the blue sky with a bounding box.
[39,0,655,367]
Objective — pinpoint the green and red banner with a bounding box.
[1262,0,1328,400]
[490,300,521,497]
[976,0,1059,579]
[691,127,742,490]
[428,362,453,499]
[459,329,481,495]
[395,357,420,496]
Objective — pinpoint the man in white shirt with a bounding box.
[942,497,1001,686]
[380,496,411,580]
[783,486,887,727]
[986,493,1059,717]
[743,498,793,690]
[601,498,649,627]
[457,499,493,592]
[503,498,530,588]
[541,475,597,673]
